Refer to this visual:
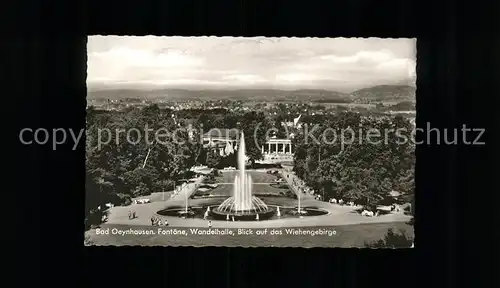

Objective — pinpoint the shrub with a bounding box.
[84,235,95,246]
[364,228,413,248]
[109,193,132,206]
[183,170,196,179]
[407,217,415,226]
[122,197,132,206]
[84,209,108,231]
[133,182,150,197]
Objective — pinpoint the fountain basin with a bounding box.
[157,132,329,222]
[158,208,196,218]
[211,195,275,220]
[211,207,276,221]
[217,196,269,213]
[157,204,329,221]
[287,207,328,216]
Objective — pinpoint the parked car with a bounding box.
[134,199,151,204]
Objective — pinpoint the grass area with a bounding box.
[135,192,173,202]
[218,171,279,183]
[86,221,414,248]
[195,184,233,197]
[193,170,287,197]
[195,183,289,197]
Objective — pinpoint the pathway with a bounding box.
[98,170,411,229]
[97,210,411,229]
[168,176,205,201]
[104,175,204,226]
[280,169,316,201]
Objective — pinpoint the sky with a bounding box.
[87,36,416,92]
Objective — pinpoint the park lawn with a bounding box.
[219,171,279,183]
[194,171,286,197]
[198,183,289,197]
[86,221,414,248]
[134,192,174,202]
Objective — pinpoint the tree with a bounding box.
[274,115,288,138]
[205,150,222,168]
[85,166,117,229]
[196,148,208,165]
[121,166,157,197]
[238,111,273,166]
[364,228,413,248]
[85,104,203,230]
[292,113,415,210]
[220,152,237,168]
[196,113,216,131]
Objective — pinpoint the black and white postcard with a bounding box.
[85,36,416,248]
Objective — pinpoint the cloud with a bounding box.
[87,36,416,91]
[276,73,324,82]
[222,74,268,84]
[377,58,416,77]
[88,46,205,83]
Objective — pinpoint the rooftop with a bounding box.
[267,138,292,143]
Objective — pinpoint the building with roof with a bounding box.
[202,128,240,156]
[202,128,294,159]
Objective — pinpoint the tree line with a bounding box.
[85,105,415,228]
[85,105,273,228]
[292,111,415,211]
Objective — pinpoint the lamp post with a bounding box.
[185,182,188,213]
[298,189,301,214]
[163,180,176,201]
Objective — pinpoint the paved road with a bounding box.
[168,176,205,201]
[104,176,204,226]
[99,210,411,229]
[280,170,316,201]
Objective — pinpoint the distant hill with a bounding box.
[349,85,415,101]
[87,88,349,102]
[87,85,415,102]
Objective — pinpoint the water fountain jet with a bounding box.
[212,132,274,221]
